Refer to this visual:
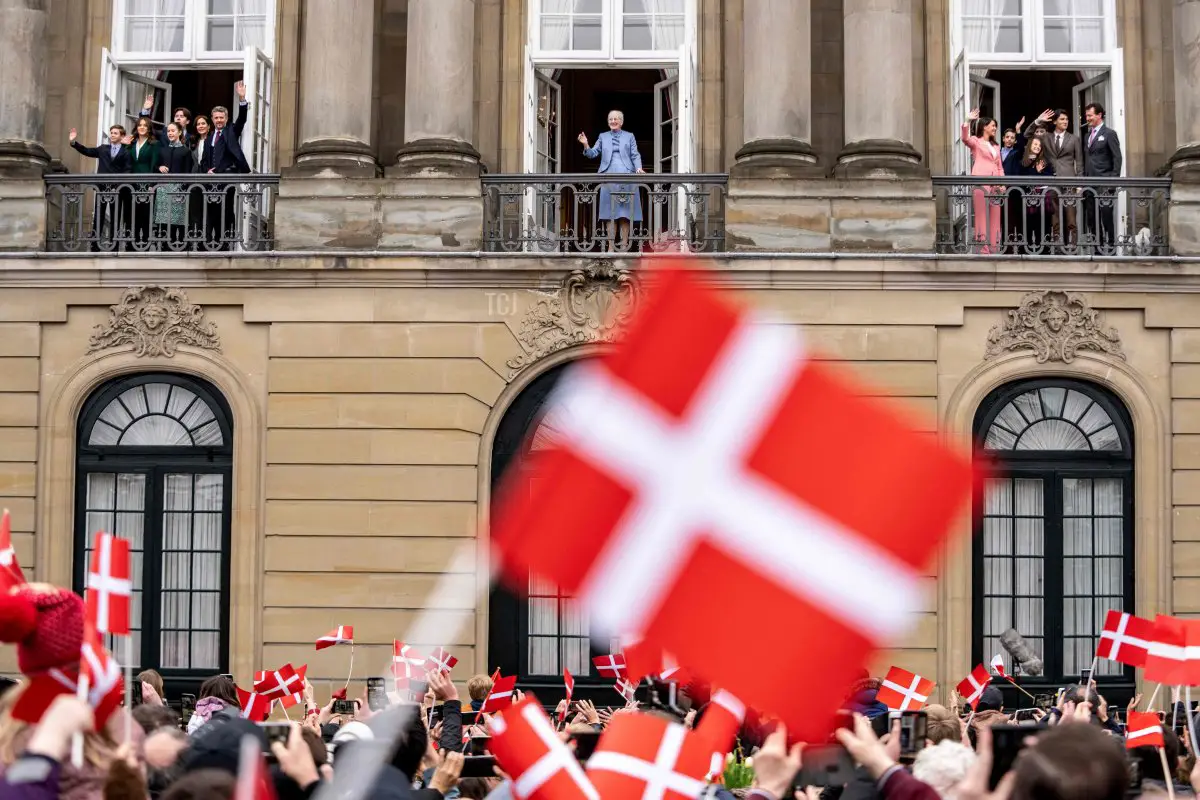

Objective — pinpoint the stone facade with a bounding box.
[1,0,1200,704]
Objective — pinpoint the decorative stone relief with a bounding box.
[507,262,639,375]
[985,290,1124,364]
[88,286,221,358]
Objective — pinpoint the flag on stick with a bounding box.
[315,626,353,650]
[1097,610,1154,667]
[84,533,132,635]
[956,664,992,710]
[877,666,935,712]
[482,675,518,713]
[0,509,26,590]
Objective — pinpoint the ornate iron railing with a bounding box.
[482,173,727,253]
[933,176,1171,257]
[44,173,279,253]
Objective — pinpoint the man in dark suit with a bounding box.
[205,81,251,249]
[1000,117,1026,251]
[69,125,131,249]
[1083,102,1123,251]
[1026,109,1083,246]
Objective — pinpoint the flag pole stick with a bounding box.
[1005,676,1037,701]
[72,671,90,768]
[1173,686,1181,734]
[123,634,133,744]
[1148,683,1163,711]
[345,643,355,690]
[280,700,292,721]
[1159,747,1176,800]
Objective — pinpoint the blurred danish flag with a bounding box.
[488,696,598,800]
[491,265,979,741]
[0,509,26,591]
[1125,711,1165,749]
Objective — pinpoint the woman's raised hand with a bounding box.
[577,132,588,146]
[968,108,981,121]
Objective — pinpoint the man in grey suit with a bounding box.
[1083,102,1123,250]
[1025,108,1082,246]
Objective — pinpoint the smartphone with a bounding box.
[180,693,197,729]
[897,711,928,765]
[989,723,1047,790]
[1079,668,1092,686]
[129,680,143,707]
[460,711,480,727]
[261,722,291,746]
[332,699,357,716]
[367,677,388,712]
[460,756,497,779]
[570,731,601,762]
[465,736,491,756]
[1012,708,1038,722]
[1127,756,1143,792]
[430,705,444,724]
[793,745,856,788]
[220,673,235,683]
[1033,693,1055,710]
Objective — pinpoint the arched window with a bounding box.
[973,378,1133,687]
[75,374,233,686]
[490,361,618,698]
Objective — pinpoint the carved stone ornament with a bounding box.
[88,286,221,358]
[507,262,639,375]
[985,290,1124,364]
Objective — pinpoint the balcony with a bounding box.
[43,174,279,253]
[482,173,728,254]
[932,176,1172,257]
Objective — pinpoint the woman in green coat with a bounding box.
[127,116,160,245]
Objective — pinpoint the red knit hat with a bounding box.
[0,583,85,675]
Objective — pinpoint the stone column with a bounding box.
[733,0,820,174]
[834,0,924,176]
[395,0,480,173]
[292,0,378,176]
[1171,0,1200,172]
[0,0,50,175]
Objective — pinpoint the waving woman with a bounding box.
[579,110,645,251]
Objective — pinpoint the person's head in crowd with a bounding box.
[1131,726,1182,786]
[924,704,962,744]
[145,726,189,769]
[1011,723,1127,800]
[843,671,888,719]
[1002,128,1018,148]
[181,716,265,775]
[108,125,127,144]
[1054,108,1071,133]
[458,777,498,799]
[976,686,1004,713]
[194,115,211,140]
[135,116,153,141]
[1023,135,1046,167]
[186,675,239,734]
[370,704,429,780]
[167,121,184,144]
[105,753,149,800]
[467,674,493,711]
[159,768,236,800]
[912,740,977,797]
[138,668,165,699]
[1085,102,1106,128]
[134,702,180,734]
[300,725,328,770]
[173,106,192,130]
[211,106,229,130]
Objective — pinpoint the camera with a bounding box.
[897,711,927,765]
[332,699,357,716]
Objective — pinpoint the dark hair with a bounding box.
[1003,128,1016,138]
[197,675,239,706]
[167,121,183,137]
[135,116,153,136]
[1131,727,1181,782]
[1021,135,1045,167]
[977,117,998,142]
[300,726,328,767]
[160,768,236,800]
[1054,108,1070,123]
[373,706,429,780]
[458,778,493,799]
[133,703,181,734]
[1086,102,1106,119]
[1012,724,1127,800]
[977,686,1004,712]
[109,125,127,136]
[173,106,192,122]
[1062,683,1100,709]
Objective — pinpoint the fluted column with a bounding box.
[733,0,819,172]
[0,0,50,175]
[1170,0,1200,171]
[293,0,378,176]
[834,0,924,176]
[395,0,480,172]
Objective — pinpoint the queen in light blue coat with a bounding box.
[579,110,644,248]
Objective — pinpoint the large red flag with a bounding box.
[482,675,518,713]
[490,266,978,740]
[1145,615,1200,685]
[488,696,598,800]
[585,712,712,800]
[84,533,132,636]
[1125,711,1165,749]
[253,663,304,700]
[1097,610,1154,668]
[956,664,992,710]
[237,686,274,721]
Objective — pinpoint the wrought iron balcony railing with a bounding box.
[482,173,727,253]
[933,176,1172,257]
[44,173,279,253]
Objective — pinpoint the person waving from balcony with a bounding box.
[962,108,1004,254]
[579,110,644,253]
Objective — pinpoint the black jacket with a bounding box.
[1083,123,1123,177]
[193,133,214,173]
[211,102,251,174]
[157,143,195,176]
[71,139,131,174]
[138,108,191,149]
[1018,157,1056,178]
[128,138,160,174]
[1000,135,1026,176]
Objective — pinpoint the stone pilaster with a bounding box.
[731,0,820,176]
[834,0,925,177]
[290,0,378,176]
[1169,0,1200,255]
[392,0,480,174]
[0,0,49,175]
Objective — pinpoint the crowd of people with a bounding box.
[67,85,252,250]
[960,103,1126,254]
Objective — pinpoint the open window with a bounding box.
[954,0,1114,64]
[113,0,273,65]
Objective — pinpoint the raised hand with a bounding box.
[577,132,588,147]
[144,93,155,111]
[1016,115,1025,130]
[968,108,981,121]
[68,128,77,142]
[236,80,247,100]
[121,134,133,145]
[1039,109,1054,122]
[158,166,169,173]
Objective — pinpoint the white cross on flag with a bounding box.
[85,533,132,636]
[1125,711,1165,750]
[491,266,978,741]
[586,712,712,800]
[482,674,518,713]
[592,653,627,680]
[278,664,309,708]
[237,685,274,721]
[392,641,425,686]
[80,623,125,728]
[0,508,26,591]
[564,668,574,701]
[488,695,599,800]
[1097,610,1154,667]
[424,646,459,674]
[956,664,992,710]
[253,663,303,700]
[691,689,746,769]
[876,666,936,712]
[315,626,354,650]
[989,653,1007,678]
[1145,615,1200,685]
[614,677,638,703]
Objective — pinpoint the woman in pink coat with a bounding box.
[962,108,1004,253]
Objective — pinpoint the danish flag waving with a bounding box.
[1097,610,1154,667]
[989,653,1007,679]
[10,669,78,724]
[424,646,458,674]
[564,668,574,701]
[482,674,518,713]
[488,696,599,800]
[1145,615,1200,685]
[692,689,746,761]
[80,624,124,728]
[585,712,712,800]
[84,533,132,635]
[392,641,425,680]
[956,664,992,710]
[315,626,354,650]
[0,508,26,590]
[592,653,627,680]
[877,666,936,712]
[1125,711,1165,749]
[491,266,979,740]
[253,663,303,700]
[237,686,274,721]
[278,664,309,708]
[624,640,689,684]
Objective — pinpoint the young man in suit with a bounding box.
[1026,108,1083,246]
[68,125,131,249]
[139,93,192,148]
[205,81,251,249]
[1083,102,1123,251]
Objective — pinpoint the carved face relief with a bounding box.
[88,286,220,358]
[984,290,1124,364]
[1043,305,1067,333]
[139,304,168,331]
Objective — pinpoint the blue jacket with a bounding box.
[583,130,642,174]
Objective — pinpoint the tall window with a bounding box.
[114,0,273,62]
[958,0,1112,60]
[532,0,688,60]
[973,379,1133,684]
[74,374,233,679]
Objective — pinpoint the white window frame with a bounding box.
[954,0,1115,65]
[530,0,691,65]
[112,0,275,65]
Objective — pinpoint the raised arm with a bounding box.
[579,131,600,159]
[69,133,100,159]
[961,108,980,148]
[232,81,250,137]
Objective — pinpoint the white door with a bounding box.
[241,47,274,248]
[119,70,172,137]
[521,52,562,249]
[951,49,969,176]
[1073,58,1126,244]
[97,48,119,145]
[971,72,1001,135]
[653,73,678,173]
[673,36,697,247]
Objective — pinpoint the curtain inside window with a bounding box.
[124,0,186,52]
[86,472,146,667]
[159,473,223,670]
[527,573,591,676]
[982,477,1045,672]
[1063,477,1123,676]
